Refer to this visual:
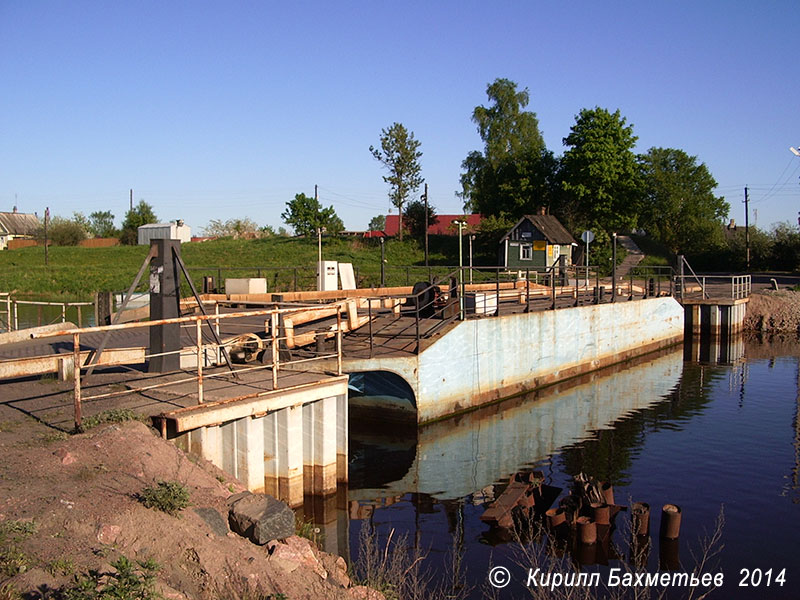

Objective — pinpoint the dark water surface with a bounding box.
[337,338,800,599]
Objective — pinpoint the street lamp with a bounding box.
[453,220,467,320]
[469,235,475,284]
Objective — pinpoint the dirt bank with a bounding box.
[744,290,800,333]
[0,419,380,600]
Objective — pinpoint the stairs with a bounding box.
[616,236,645,280]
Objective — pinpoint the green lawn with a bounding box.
[0,236,463,300]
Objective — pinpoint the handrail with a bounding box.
[21,303,346,431]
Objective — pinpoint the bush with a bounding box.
[62,555,160,600]
[139,481,191,516]
[80,408,144,431]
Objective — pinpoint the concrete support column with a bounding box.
[236,416,266,493]
[263,411,279,497]
[304,396,338,497]
[278,405,304,507]
[337,393,348,484]
[198,425,223,468]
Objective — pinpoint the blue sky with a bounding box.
[1,1,798,235]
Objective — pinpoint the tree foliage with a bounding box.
[460,78,556,219]
[203,217,261,239]
[119,201,157,245]
[88,210,117,238]
[369,122,423,241]
[281,193,344,237]
[559,107,642,234]
[368,215,386,232]
[35,216,87,246]
[638,147,729,254]
[403,200,437,241]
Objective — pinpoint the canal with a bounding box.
[336,336,800,599]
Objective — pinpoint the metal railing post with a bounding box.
[336,308,342,375]
[271,311,279,389]
[551,267,556,310]
[494,268,500,316]
[13,301,18,331]
[526,269,530,312]
[368,299,374,358]
[196,319,204,404]
[215,303,221,364]
[73,332,82,430]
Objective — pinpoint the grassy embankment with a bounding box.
[0,236,463,300]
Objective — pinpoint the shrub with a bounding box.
[62,555,160,600]
[139,481,190,516]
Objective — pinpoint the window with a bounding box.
[520,244,532,260]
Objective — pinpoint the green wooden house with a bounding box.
[498,214,576,269]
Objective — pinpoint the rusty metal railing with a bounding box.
[7,298,94,331]
[28,303,345,431]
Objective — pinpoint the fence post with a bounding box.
[196,319,204,404]
[73,332,82,430]
[336,308,342,375]
[271,311,279,389]
[526,269,530,312]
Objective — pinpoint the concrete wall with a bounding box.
[351,347,683,501]
[343,296,684,423]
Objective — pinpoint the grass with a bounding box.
[0,236,446,300]
[138,481,191,516]
[0,520,36,578]
[80,408,145,431]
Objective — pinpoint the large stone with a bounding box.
[228,493,294,545]
[194,507,228,538]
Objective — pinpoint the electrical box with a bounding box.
[225,278,267,295]
[465,292,498,316]
[317,261,339,291]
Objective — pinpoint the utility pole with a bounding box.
[44,207,49,266]
[422,183,429,268]
[130,189,133,211]
[744,186,750,271]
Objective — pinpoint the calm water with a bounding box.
[335,337,800,599]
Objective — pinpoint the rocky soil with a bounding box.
[0,418,381,600]
[744,290,800,333]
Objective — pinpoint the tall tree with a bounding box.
[88,210,117,238]
[459,78,556,218]
[403,200,437,241]
[369,122,423,241]
[638,147,729,254]
[281,193,344,237]
[368,215,386,232]
[560,107,642,234]
[119,200,157,245]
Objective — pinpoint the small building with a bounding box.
[499,214,576,269]
[0,209,40,250]
[137,220,192,245]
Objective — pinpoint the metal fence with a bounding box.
[27,303,345,431]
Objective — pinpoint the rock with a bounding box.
[266,536,327,579]
[96,524,121,544]
[228,493,294,545]
[194,507,228,537]
[320,553,351,588]
[54,448,76,465]
[349,585,386,599]
[226,490,253,507]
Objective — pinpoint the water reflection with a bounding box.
[308,337,800,599]
[351,348,684,501]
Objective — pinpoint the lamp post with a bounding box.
[380,237,385,287]
[612,232,617,302]
[469,234,475,284]
[454,220,467,320]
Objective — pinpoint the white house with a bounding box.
[137,220,192,245]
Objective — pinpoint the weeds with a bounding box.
[138,481,191,516]
[351,520,468,600]
[47,557,75,576]
[80,409,145,431]
[0,582,20,600]
[295,517,323,546]
[61,555,160,600]
[0,520,36,578]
